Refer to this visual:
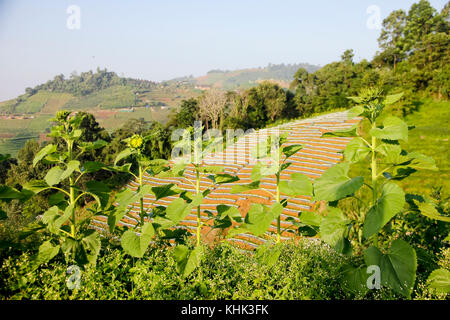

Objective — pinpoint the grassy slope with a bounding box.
[401,99,449,194]
[349,98,449,199]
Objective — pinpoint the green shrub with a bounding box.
[0,240,397,300]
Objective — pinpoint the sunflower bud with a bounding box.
[128,134,144,150]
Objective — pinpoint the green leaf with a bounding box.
[319,207,350,251]
[44,166,64,186]
[85,181,110,208]
[415,201,450,222]
[370,116,408,142]
[279,173,313,196]
[342,265,369,295]
[383,92,404,105]
[173,245,204,277]
[61,160,80,181]
[344,138,370,163]
[82,161,105,173]
[166,198,192,224]
[121,222,155,258]
[114,148,134,165]
[407,152,438,171]
[255,244,282,267]
[230,181,260,194]
[81,229,101,265]
[243,203,276,236]
[314,162,364,202]
[217,205,241,221]
[0,209,6,221]
[23,180,50,194]
[250,162,277,181]
[42,205,72,234]
[208,174,240,184]
[364,239,417,297]
[282,144,303,158]
[321,125,358,138]
[190,193,204,207]
[363,182,405,239]
[427,269,450,293]
[298,211,322,227]
[347,105,364,119]
[32,240,60,270]
[0,185,24,201]
[150,184,178,201]
[33,144,56,167]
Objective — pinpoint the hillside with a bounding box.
[0,64,320,156]
[170,63,320,90]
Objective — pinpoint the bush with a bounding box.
[0,240,372,300]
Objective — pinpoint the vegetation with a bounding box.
[0,0,448,300]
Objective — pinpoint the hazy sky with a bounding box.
[0,0,447,101]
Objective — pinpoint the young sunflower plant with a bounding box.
[105,133,184,258]
[23,110,110,268]
[226,133,313,244]
[301,88,445,297]
[155,125,240,277]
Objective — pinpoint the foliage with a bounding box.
[299,87,445,298]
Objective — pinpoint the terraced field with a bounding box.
[93,111,361,249]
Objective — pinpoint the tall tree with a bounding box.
[378,9,407,68]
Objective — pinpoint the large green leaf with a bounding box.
[0,185,24,201]
[251,162,278,181]
[81,229,101,265]
[383,92,404,105]
[344,138,370,163]
[415,201,450,222]
[314,162,364,202]
[319,207,350,250]
[427,268,450,293]
[32,240,60,270]
[42,205,73,234]
[217,205,241,221]
[173,245,204,277]
[44,166,64,186]
[121,222,155,258]
[109,188,140,231]
[242,203,279,236]
[279,173,313,196]
[23,180,50,194]
[364,239,417,297]
[85,181,110,208]
[33,144,57,167]
[150,184,178,201]
[342,265,369,295]
[298,211,322,227]
[363,182,405,238]
[114,148,135,165]
[60,160,80,181]
[370,116,408,142]
[166,198,192,224]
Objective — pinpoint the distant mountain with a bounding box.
[0,63,320,115]
[168,63,320,90]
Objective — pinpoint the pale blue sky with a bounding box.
[0,0,447,101]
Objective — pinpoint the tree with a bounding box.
[198,89,228,130]
[403,0,442,53]
[377,9,407,68]
[169,98,199,128]
[341,49,355,64]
